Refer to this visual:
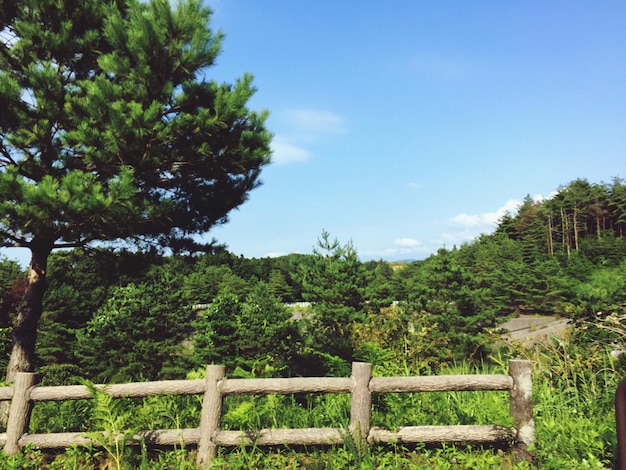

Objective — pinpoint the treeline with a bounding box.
[0,177,625,385]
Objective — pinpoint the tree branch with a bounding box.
[0,143,18,166]
[0,231,30,248]
[51,241,88,249]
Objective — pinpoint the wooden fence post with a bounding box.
[196,365,225,468]
[350,362,372,446]
[508,359,534,457]
[4,372,37,455]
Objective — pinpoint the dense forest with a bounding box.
[2,0,622,465]
[0,177,624,383]
[0,177,625,468]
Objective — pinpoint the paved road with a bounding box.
[499,315,570,343]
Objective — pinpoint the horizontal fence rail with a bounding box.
[0,359,534,468]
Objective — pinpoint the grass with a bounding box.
[0,338,622,468]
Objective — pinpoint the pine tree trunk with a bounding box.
[6,247,49,380]
[573,206,579,252]
[561,207,571,261]
[6,247,50,382]
[547,212,554,256]
[1,244,50,425]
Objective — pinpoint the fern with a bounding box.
[82,380,135,470]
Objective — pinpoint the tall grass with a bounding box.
[0,339,622,468]
[513,337,621,469]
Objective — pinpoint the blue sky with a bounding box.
[3,1,626,266]
[205,1,626,261]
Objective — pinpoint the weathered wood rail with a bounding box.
[0,359,533,468]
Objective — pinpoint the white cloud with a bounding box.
[450,198,522,229]
[271,137,312,164]
[438,229,478,247]
[360,237,431,261]
[286,109,346,136]
[269,108,347,164]
[433,198,527,250]
[449,213,484,228]
[394,238,421,247]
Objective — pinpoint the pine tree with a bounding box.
[0,0,271,380]
[296,231,371,373]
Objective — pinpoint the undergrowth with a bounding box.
[0,339,622,469]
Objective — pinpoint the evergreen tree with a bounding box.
[182,264,233,305]
[75,258,191,381]
[237,283,300,375]
[0,258,24,369]
[364,260,396,308]
[191,286,300,376]
[296,231,371,374]
[0,0,271,379]
[192,294,240,369]
[0,258,24,328]
[267,269,294,302]
[403,248,498,362]
[37,249,166,367]
[609,178,626,237]
[74,282,189,382]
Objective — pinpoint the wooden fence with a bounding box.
[0,359,533,468]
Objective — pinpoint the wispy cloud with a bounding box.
[361,237,429,260]
[394,237,421,247]
[450,199,521,230]
[271,137,312,164]
[365,199,531,261]
[415,198,523,251]
[270,108,347,164]
[285,109,347,137]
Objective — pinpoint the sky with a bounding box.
[3,1,626,266]
[204,1,626,261]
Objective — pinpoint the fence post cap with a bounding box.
[14,371,38,378]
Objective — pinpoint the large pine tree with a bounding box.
[0,0,271,381]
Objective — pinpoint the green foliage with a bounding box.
[505,338,621,469]
[400,248,500,364]
[84,382,136,470]
[0,258,25,369]
[267,268,294,302]
[192,285,300,375]
[363,260,397,309]
[181,264,232,304]
[4,174,626,466]
[0,340,622,468]
[192,293,240,369]
[300,231,371,311]
[570,262,626,316]
[296,231,371,374]
[0,446,44,470]
[74,282,189,382]
[1,0,271,251]
[352,305,441,374]
[0,0,271,378]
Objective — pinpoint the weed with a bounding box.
[83,381,135,470]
